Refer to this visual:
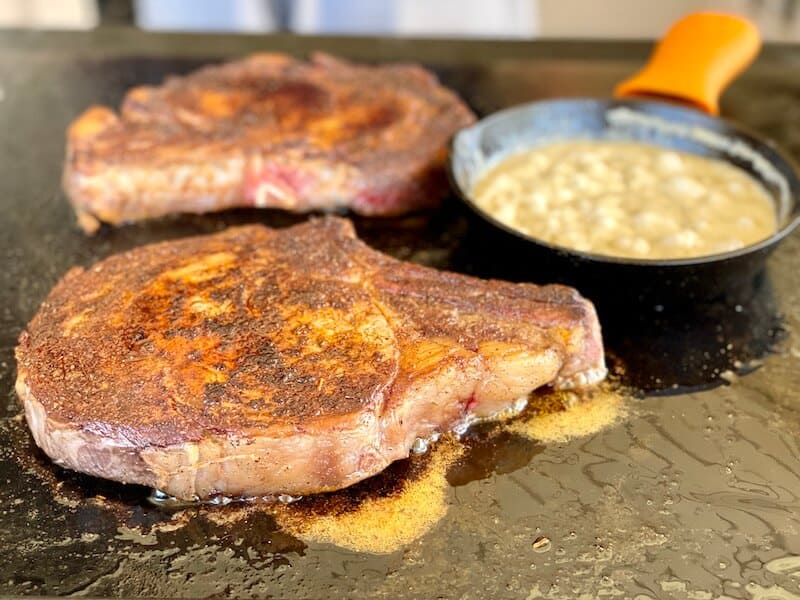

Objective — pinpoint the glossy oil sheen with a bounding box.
[1,32,800,598]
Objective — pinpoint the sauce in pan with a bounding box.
[472,141,777,260]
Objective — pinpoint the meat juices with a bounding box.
[15,218,606,499]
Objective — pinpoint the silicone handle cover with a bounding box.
[614,12,761,115]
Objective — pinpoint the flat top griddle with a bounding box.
[1,30,800,598]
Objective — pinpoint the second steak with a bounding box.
[63,53,475,232]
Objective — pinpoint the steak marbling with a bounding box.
[15,218,606,499]
[63,53,475,233]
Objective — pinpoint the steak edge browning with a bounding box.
[63,53,475,233]
[15,218,606,499]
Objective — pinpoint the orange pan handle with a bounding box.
[614,12,761,115]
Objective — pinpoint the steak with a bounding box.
[63,53,475,233]
[15,218,606,499]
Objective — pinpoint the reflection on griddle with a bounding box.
[451,214,786,395]
[5,382,627,561]
[446,425,543,487]
[601,271,786,394]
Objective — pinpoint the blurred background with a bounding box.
[1,0,799,41]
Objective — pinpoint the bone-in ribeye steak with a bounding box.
[63,53,475,233]
[15,218,606,499]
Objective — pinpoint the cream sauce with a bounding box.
[472,141,777,259]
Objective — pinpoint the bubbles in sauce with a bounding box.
[472,141,777,260]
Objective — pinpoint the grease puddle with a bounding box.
[281,383,629,553]
[11,383,631,557]
[147,383,631,554]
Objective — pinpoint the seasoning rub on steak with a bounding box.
[63,53,475,233]
[15,218,606,500]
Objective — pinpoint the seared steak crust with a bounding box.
[15,218,606,498]
[63,53,475,232]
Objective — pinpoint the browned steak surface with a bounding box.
[15,218,606,499]
[64,53,475,232]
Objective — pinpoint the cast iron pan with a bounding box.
[449,13,800,312]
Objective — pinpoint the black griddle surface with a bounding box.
[1,31,800,598]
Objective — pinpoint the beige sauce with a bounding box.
[472,141,777,259]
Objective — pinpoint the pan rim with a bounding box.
[449,97,800,268]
